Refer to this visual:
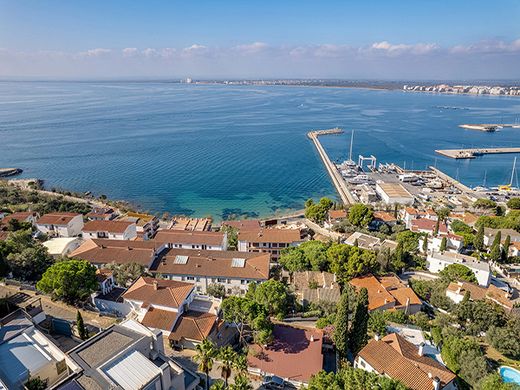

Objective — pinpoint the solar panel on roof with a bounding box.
[174,255,189,264]
[231,258,245,268]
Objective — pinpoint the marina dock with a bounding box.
[435,147,520,159]
[459,124,520,132]
[308,128,356,205]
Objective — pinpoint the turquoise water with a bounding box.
[0,82,519,219]
[500,366,520,385]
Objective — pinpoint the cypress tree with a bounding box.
[76,311,88,340]
[422,236,428,253]
[348,288,369,356]
[433,218,440,236]
[489,231,502,262]
[334,289,352,359]
[502,235,511,263]
[474,225,484,251]
[440,237,447,252]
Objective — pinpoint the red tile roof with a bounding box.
[70,239,162,266]
[329,209,347,220]
[222,220,261,230]
[1,211,37,225]
[247,325,323,383]
[168,311,218,342]
[411,218,447,233]
[358,334,455,390]
[141,307,179,331]
[152,248,270,280]
[123,276,194,309]
[83,220,134,234]
[350,274,421,311]
[238,228,302,244]
[37,212,81,225]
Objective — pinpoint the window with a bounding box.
[241,280,246,285]
[218,278,226,283]
[196,277,200,282]
[187,276,194,281]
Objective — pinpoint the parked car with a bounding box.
[262,375,285,389]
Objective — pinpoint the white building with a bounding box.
[0,311,74,390]
[62,319,199,390]
[155,229,227,251]
[82,220,137,240]
[483,228,520,247]
[150,248,270,295]
[427,251,491,286]
[118,212,158,240]
[42,237,82,257]
[375,182,414,205]
[36,212,84,237]
[237,228,303,262]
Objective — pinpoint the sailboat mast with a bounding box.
[349,130,354,162]
[511,157,517,185]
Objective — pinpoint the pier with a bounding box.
[0,168,23,178]
[459,124,520,132]
[435,147,520,159]
[308,128,356,205]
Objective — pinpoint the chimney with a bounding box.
[432,376,440,390]
[153,280,159,290]
[374,334,380,341]
[418,342,425,356]
[310,335,315,342]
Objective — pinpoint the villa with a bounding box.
[82,220,137,240]
[36,212,84,237]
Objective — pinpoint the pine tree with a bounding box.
[440,237,447,252]
[334,290,352,359]
[348,288,369,356]
[474,225,484,251]
[76,311,88,340]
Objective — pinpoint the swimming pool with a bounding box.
[500,366,520,385]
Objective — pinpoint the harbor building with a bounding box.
[375,182,414,205]
[237,228,303,262]
[82,220,137,241]
[36,212,84,237]
[155,229,227,251]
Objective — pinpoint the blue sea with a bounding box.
[0,82,519,220]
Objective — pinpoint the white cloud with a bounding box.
[369,41,438,55]
[232,42,269,54]
[78,48,112,57]
[122,47,139,57]
[451,39,520,54]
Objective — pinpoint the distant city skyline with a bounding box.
[1,0,519,80]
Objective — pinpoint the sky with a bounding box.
[1,0,520,80]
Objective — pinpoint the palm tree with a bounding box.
[229,374,253,390]
[232,353,248,374]
[218,346,237,387]
[210,380,226,390]
[193,339,217,390]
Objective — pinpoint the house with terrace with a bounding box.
[82,220,137,240]
[349,274,422,314]
[238,228,303,262]
[149,248,270,295]
[69,239,167,271]
[355,333,456,390]
[122,277,229,350]
[155,229,227,251]
[36,212,84,237]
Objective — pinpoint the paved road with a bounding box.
[0,283,117,328]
